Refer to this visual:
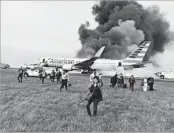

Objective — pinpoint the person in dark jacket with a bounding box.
[23,68,27,79]
[110,74,117,88]
[17,67,24,83]
[86,76,103,117]
[56,69,62,84]
[39,69,43,80]
[129,75,136,91]
[148,76,154,91]
[50,70,56,82]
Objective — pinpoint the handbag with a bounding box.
[85,85,95,101]
[85,92,94,101]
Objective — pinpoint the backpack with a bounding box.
[56,71,61,77]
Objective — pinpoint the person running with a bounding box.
[129,75,136,91]
[56,69,62,84]
[50,70,56,82]
[41,69,47,84]
[17,67,24,83]
[85,76,103,117]
[60,70,69,92]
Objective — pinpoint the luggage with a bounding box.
[123,83,127,88]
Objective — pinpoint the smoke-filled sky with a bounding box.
[1,1,174,68]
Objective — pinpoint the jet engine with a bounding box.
[62,64,77,71]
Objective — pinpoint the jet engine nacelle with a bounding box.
[62,64,78,71]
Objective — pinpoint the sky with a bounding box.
[1,1,174,68]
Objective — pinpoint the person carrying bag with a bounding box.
[85,76,103,117]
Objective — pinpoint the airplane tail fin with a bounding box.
[123,41,151,64]
[94,46,105,58]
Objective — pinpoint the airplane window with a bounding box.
[43,59,45,63]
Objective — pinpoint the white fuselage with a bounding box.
[44,57,127,71]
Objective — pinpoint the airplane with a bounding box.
[37,41,151,75]
[0,63,10,69]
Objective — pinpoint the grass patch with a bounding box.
[0,69,174,132]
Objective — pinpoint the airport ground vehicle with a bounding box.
[154,71,174,79]
[25,69,40,77]
[25,67,56,78]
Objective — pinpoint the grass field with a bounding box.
[0,69,174,132]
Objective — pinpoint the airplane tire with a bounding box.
[160,75,164,79]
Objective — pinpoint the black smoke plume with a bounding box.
[77,1,171,61]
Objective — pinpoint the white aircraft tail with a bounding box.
[94,46,105,58]
[123,41,151,64]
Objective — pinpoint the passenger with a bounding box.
[142,77,148,92]
[98,73,103,87]
[56,69,62,84]
[140,78,144,89]
[23,68,27,79]
[60,70,69,92]
[129,75,136,91]
[39,69,43,80]
[85,76,103,117]
[110,73,117,88]
[41,69,47,84]
[90,70,99,85]
[50,70,56,82]
[17,67,24,83]
[116,62,125,87]
[148,76,154,91]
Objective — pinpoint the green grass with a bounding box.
[0,69,174,132]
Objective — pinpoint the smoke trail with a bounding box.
[125,41,174,78]
[150,41,174,70]
[77,1,171,61]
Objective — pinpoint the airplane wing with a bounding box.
[73,46,105,70]
[74,57,97,68]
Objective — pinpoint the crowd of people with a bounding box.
[109,62,155,92]
[17,67,70,91]
[17,62,155,117]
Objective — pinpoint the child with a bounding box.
[129,75,136,91]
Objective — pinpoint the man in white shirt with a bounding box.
[116,62,125,86]
[116,62,125,76]
[60,70,69,92]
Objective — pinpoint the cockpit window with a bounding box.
[43,59,45,63]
